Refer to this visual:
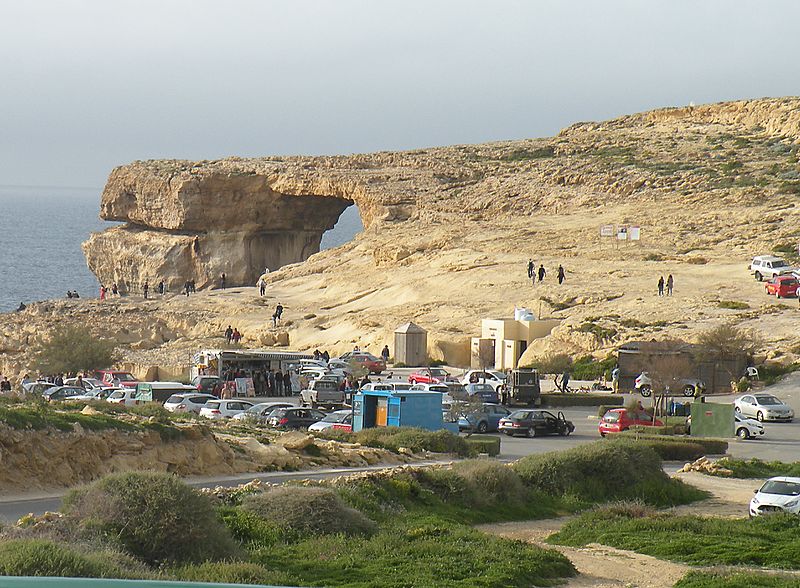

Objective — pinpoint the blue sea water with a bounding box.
[0,188,362,312]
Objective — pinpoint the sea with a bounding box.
[0,187,363,313]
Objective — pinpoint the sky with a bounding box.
[1,0,799,190]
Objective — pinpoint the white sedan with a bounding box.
[735,393,794,422]
[460,369,506,392]
[308,409,353,432]
[232,402,294,423]
[750,477,800,516]
[199,399,254,419]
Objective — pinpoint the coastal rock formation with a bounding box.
[1,96,795,378]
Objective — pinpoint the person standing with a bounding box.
[267,369,276,396]
[184,281,191,296]
[283,370,292,395]
[258,277,266,296]
[224,326,233,344]
[111,283,119,296]
[381,345,390,364]
[527,259,534,279]
[220,272,226,290]
[157,280,165,295]
[537,264,546,283]
[275,369,284,396]
[99,285,106,301]
[658,276,665,296]
[561,370,571,393]
[557,265,565,285]
[143,281,149,299]
[611,365,620,394]
[666,274,674,296]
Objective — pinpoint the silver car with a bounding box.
[232,402,294,423]
[735,393,794,422]
[164,393,219,414]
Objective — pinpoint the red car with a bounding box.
[338,351,386,374]
[94,370,139,389]
[765,275,799,298]
[408,367,457,385]
[598,408,663,437]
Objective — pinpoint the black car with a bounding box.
[42,386,86,402]
[498,409,575,438]
[267,407,328,430]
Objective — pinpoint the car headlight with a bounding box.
[785,498,799,508]
[751,496,759,505]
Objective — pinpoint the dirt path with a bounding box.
[477,473,764,587]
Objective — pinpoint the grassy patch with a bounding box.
[577,321,617,341]
[711,457,800,479]
[550,508,800,569]
[676,570,800,588]
[315,427,471,456]
[759,362,800,386]
[500,146,556,161]
[0,405,135,433]
[718,300,750,310]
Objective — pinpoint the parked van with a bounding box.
[135,381,197,404]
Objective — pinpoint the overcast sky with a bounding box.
[1,0,798,190]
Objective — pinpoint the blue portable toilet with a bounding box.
[352,389,444,432]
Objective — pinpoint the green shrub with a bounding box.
[512,440,706,507]
[0,539,148,579]
[570,354,616,380]
[712,457,800,478]
[451,460,527,507]
[317,426,470,456]
[464,436,500,456]
[174,561,294,585]
[32,326,118,375]
[62,471,238,565]
[541,394,623,408]
[614,432,728,455]
[242,486,377,538]
[718,300,750,310]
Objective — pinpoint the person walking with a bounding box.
[561,370,571,393]
[557,265,565,285]
[258,277,266,296]
[666,274,674,296]
[99,285,106,301]
[111,283,119,296]
[537,264,546,283]
[611,365,620,394]
[157,280,165,295]
[143,281,149,299]
[527,259,534,279]
[220,272,226,290]
[184,281,191,296]
[224,325,233,344]
[381,345,390,364]
[658,276,665,296]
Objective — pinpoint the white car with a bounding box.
[73,388,117,402]
[199,399,254,419]
[107,388,150,407]
[734,413,765,439]
[460,369,507,392]
[735,393,794,422]
[64,377,113,391]
[232,402,294,423]
[163,393,219,414]
[307,409,353,432]
[750,476,800,516]
[751,255,794,281]
[634,372,704,397]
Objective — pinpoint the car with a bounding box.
[338,351,386,374]
[463,383,499,403]
[64,377,113,391]
[598,408,663,436]
[498,409,575,437]
[163,393,219,414]
[686,413,765,439]
[765,275,799,298]
[409,383,450,394]
[267,407,328,429]
[360,382,413,392]
[307,409,353,432]
[95,370,139,389]
[107,388,152,407]
[42,386,86,402]
[457,403,511,433]
[750,476,800,516]
[231,401,294,423]
[460,369,507,392]
[191,375,221,395]
[634,372,704,397]
[21,381,56,396]
[73,388,116,402]
[300,378,346,409]
[408,367,457,385]
[750,255,794,281]
[326,359,353,373]
[199,399,255,419]
[735,393,794,422]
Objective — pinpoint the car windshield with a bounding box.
[109,391,124,399]
[429,369,447,376]
[115,373,136,381]
[603,411,621,423]
[760,480,800,496]
[756,396,783,406]
[205,401,220,409]
[782,279,799,286]
[165,395,185,403]
[321,412,349,423]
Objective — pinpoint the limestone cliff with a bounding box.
[8,96,797,376]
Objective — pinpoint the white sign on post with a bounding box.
[629,226,641,241]
[600,224,614,237]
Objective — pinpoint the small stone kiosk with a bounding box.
[352,388,450,432]
[393,322,427,367]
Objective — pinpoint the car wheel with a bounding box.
[600,431,606,438]
[476,421,488,434]
[734,406,741,414]
[559,428,568,436]
[737,427,750,439]
[683,385,695,397]
[755,271,762,281]
[640,385,652,398]
[526,427,537,438]
[757,411,765,422]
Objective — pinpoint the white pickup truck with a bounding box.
[300,378,346,409]
[750,255,794,281]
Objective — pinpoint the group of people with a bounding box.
[224,325,243,344]
[657,275,675,296]
[526,260,566,285]
[219,367,293,397]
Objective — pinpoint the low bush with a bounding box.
[0,539,148,579]
[570,354,616,380]
[316,426,471,456]
[614,432,728,455]
[676,571,800,588]
[711,457,800,478]
[242,486,377,538]
[0,405,135,433]
[550,509,800,569]
[540,394,623,408]
[512,440,707,507]
[62,471,238,565]
[451,460,527,507]
[718,300,750,310]
[464,436,500,456]
[173,561,294,586]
